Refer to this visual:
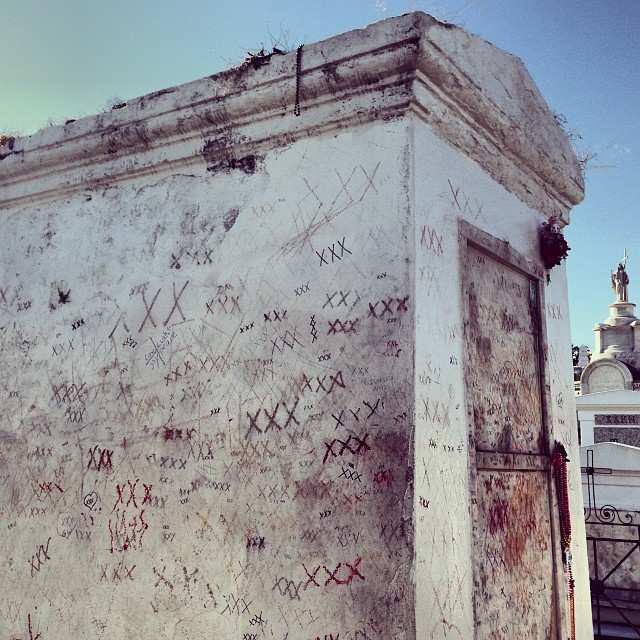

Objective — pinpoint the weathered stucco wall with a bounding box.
[0,12,589,640]
[1,120,415,639]
[412,125,591,638]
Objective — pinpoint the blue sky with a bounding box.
[1,0,638,350]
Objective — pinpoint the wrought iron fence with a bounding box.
[583,448,640,639]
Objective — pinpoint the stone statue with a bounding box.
[611,252,630,302]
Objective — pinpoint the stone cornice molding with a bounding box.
[0,12,583,216]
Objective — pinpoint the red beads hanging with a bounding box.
[552,441,576,640]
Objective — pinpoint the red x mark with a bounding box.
[142,483,153,505]
[327,319,340,335]
[396,296,409,312]
[345,556,365,583]
[164,281,189,326]
[294,481,306,499]
[29,613,41,640]
[318,481,333,498]
[303,563,321,589]
[380,299,394,316]
[112,479,139,511]
[323,440,338,463]
[327,371,346,393]
[298,373,313,394]
[324,562,346,586]
[322,556,365,586]
[138,288,161,333]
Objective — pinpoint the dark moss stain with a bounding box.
[206,154,263,175]
[0,135,17,160]
[202,138,230,160]
[322,63,343,86]
[58,288,71,305]
[223,208,240,232]
[0,135,15,150]
[497,420,513,453]
[101,123,151,155]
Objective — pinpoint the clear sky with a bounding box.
[1,0,638,350]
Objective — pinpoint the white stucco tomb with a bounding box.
[576,257,640,450]
[0,12,590,640]
[581,442,640,512]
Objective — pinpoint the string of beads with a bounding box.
[294,45,304,117]
[552,441,576,640]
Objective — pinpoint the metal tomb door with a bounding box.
[462,226,558,640]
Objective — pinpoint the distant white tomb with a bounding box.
[577,255,640,449]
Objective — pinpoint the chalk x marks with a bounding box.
[272,327,304,355]
[323,433,370,464]
[303,556,364,589]
[264,309,287,322]
[273,577,302,600]
[221,593,252,616]
[310,315,318,343]
[447,179,486,222]
[29,537,52,576]
[51,382,86,406]
[420,226,443,255]
[323,289,361,310]
[100,560,136,584]
[146,453,187,470]
[138,288,161,332]
[51,340,73,357]
[109,479,152,553]
[316,237,352,266]
[295,282,310,296]
[87,446,113,472]
[138,282,190,332]
[245,399,300,439]
[286,371,347,398]
[367,296,409,320]
[206,294,242,316]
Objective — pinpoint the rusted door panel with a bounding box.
[474,470,555,639]
[465,244,543,456]
[463,233,557,640]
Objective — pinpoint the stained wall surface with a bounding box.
[0,12,590,640]
[0,120,416,639]
[412,125,591,639]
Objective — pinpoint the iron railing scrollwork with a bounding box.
[583,448,640,639]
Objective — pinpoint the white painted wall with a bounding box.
[577,389,640,446]
[412,123,590,639]
[581,442,640,512]
[0,117,417,638]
